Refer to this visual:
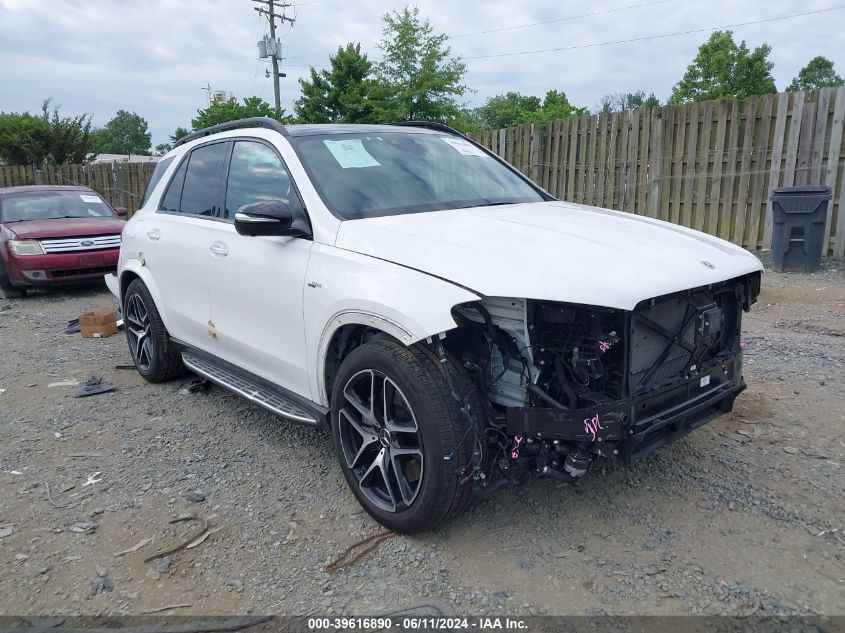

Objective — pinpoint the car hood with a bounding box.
[334,201,763,311]
[3,217,125,239]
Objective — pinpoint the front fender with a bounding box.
[304,243,480,405]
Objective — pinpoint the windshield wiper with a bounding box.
[454,200,519,210]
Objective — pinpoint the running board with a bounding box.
[181,352,319,425]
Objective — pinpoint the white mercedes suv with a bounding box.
[112,118,763,533]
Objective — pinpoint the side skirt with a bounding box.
[172,340,329,429]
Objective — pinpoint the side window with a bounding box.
[224,141,293,220]
[140,156,174,207]
[180,142,228,217]
[159,159,187,213]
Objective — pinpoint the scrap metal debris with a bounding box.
[325,531,395,573]
[114,538,152,557]
[143,515,211,563]
[71,377,116,398]
[83,472,103,487]
[140,603,193,614]
[65,319,81,335]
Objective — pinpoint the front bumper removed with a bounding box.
[505,353,744,463]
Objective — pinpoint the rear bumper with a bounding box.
[506,353,744,463]
[5,249,119,286]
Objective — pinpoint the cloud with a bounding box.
[1,0,843,145]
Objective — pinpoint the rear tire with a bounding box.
[330,339,479,534]
[123,279,185,382]
[0,260,25,298]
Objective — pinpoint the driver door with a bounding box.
[203,139,313,398]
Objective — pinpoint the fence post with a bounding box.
[114,164,126,209]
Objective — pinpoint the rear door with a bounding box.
[202,139,313,397]
[142,141,228,350]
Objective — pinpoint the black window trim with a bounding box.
[156,139,231,223]
[219,135,311,235]
[140,156,175,208]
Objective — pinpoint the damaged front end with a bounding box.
[444,271,761,494]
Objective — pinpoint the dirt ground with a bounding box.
[0,257,843,617]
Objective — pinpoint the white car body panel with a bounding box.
[303,243,479,404]
[202,222,314,397]
[335,200,763,311]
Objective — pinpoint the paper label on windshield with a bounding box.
[441,137,488,157]
[80,194,103,203]
[323,139,380,169]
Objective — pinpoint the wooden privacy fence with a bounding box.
[469,87,845,257]
[0,162,156,213]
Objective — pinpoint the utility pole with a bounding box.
[252,0,294,116]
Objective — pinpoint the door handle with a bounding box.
[146,229,161,241]
[209,241,228,257]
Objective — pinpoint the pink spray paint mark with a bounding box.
[583,414,604,442]
[510,435,524,460]
[599,340,612,353]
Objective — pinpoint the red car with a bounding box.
[0,185,127,297]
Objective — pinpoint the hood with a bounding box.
[3,216,125,240]
[335,201,763,311]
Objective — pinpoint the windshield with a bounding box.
[291,131,546,220]
[0,190,115,223]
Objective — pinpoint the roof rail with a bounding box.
[173,117,289,148]
[388,121,466,137]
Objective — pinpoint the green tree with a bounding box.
[376,7,467,122]
[475,92,542,129]
[91,110,151,155]
[190,96,293,131]
[670,31,776,103]
[154,143,171,156]
[0,112,50,164]
[474,90,586,129]
[295,44,378,123]
[788,56,844,91]
[170,127,189,143]
[535,89,588,122]
[39,99,93,164]
[598,91,661,114]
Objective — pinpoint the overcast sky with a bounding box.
[1,0,844,147]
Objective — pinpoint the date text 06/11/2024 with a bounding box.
[306,617,529,630]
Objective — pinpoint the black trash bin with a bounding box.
[769,186,832,273]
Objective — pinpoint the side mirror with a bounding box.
[234,200,309,238]
[114,207,128,218]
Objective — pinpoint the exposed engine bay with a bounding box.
[441,272,762,494]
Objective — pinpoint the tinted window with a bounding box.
[159,159,187,213]
[0,190,115,223]
[224,141,293,219]
[290,132,544,220]
[179,142,227,216]
[140,156,173,207]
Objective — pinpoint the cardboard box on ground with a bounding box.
[79,309,118,338]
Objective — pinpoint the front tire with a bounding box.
[0,260,25,298]
[330,340,478,533]
[123,279,184,382]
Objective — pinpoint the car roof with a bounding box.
[284,124,444,137]
[0,185,95,196]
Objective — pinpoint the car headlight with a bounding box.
[8,240,45,255]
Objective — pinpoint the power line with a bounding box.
[284,0,674,60]
[449,0,674,39]
[464,6,845,60]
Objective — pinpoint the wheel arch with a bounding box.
[318,311,414,407]
[119,262,173,332]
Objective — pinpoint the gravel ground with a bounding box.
[0,256,843,617]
